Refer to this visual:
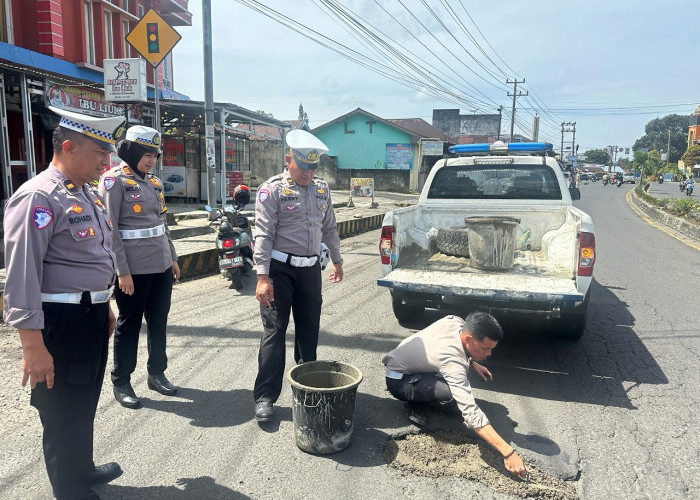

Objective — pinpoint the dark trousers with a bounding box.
[32,301,110,500]
[254,259,322,403]
[386,373,455,404]
[111,268,172,386]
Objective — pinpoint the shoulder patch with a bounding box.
[257,188,270,203]
[104,177,116,190]
[122,166,133,176]
[33,206,53,229]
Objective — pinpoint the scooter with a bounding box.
[687,183,694,196]
[205,186,254,290]
[680,180,686,192]
[617,179,623,187]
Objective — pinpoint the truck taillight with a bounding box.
[577,231,595,276]
[380,226,393,265]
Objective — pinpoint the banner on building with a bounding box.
[45,80,144,123]
[226,171,252,197]
[421,141,443,156]
[350,177,374,198]
[386,143,412,170]
[103,58,147,103]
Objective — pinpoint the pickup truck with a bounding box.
[377,142,595,339]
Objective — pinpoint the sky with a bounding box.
[170,0,698,158]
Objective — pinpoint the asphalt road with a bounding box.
[0,182,698,499]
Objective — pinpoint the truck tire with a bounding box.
[391,295,425,324]
[552,293,589,340]
[437,226,470,257]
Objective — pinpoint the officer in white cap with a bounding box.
[252,129,344,422]
[98,125,180,409]
[3,106,124,499]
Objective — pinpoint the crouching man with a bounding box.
[382,312,527,479]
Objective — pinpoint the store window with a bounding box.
[138,5,144,17]
[123,20,130,57]
[0,0,13,44]
[84,1,95,64]
[104,10,114,59]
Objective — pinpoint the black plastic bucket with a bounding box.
[464,216,521,271]
[287,360,363,455]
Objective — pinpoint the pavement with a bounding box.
[0,190,418,312]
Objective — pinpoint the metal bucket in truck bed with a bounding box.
[464,216,520,271]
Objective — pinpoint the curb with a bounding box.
[178,212,388,280]
[629,190,700,243]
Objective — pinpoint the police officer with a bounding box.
[98,126,180,409]
[3,107,125,499]
[253,129,343,422]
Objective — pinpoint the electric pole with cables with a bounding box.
[507,78,527,142]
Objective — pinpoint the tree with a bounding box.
[632,114,689,163]
[681,144,700,169]
[617,158,630,171]
[583,148,610,164]
[646,150,664,176]
[298,103,309,124]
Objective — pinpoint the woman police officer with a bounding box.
[98,126,180,409]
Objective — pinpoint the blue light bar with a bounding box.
[448,142,554,154]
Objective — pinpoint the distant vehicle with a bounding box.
[579,173,590,182]
[622,172,636,184]
[612,173,623,183]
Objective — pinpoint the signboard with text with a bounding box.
[421,141,443,156]
[104,58,147,102]
[386,143,413,170]
[45,80,144,123]
[350,177,374,198]
[226,171,252,197]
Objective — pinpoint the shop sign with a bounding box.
[226,171,251,197]
[162,137,185,166]
[421,141,443,156]
[103,58,147,103]
[45,80,144,123]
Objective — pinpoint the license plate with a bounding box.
[219,256,243,269]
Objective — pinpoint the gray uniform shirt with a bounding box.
[253,169,341,275]
[382,315,490,429]
[98,163,177,276]
[3,165,116,330]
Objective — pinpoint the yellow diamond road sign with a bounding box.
[126,8,182,68]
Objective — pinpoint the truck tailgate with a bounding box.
[377,268,583,303]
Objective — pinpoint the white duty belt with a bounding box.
[385,368,404,380]
[120,224,165,240]
[271,249,318,268]
[41,286,114,304]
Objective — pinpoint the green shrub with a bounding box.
[667,198,700,217]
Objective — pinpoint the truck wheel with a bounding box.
[553,295,589,340]
[391,295,425,324]
[437,226,470,257]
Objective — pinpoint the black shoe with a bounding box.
[147,373,177,396]
[92,462,123,485]
[255,401,273,422]
[113,384,141,409]
[406,403,428,427]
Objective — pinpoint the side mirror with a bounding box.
[569,187,581,201]
[204,205,212,212]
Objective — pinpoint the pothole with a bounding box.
[384,430,578,500]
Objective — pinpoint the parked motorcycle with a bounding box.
[205,184,254,290]
[687,183,694,196]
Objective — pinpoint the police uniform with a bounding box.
[98,126,178,404]
[253,130,342,408]
[3,108,123,499]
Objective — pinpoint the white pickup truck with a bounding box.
[377,142,595,339]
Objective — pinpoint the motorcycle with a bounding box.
[617,179,623,187]
[603,179,609,186]
[205,185,254,290]
[680,180,686,192]
[687,183,694,196]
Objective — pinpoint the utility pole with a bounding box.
[561,122,575,162]
[570,122,576,158]
[506,78,527,142]
[203,0,216,210]
[497,105,503,141]
[665,128,671,169]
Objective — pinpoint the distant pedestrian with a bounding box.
[3,107,125,499]
[382,312,528,480]
[252,129,343,422]
[98,126,180,409]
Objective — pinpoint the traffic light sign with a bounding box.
[147,23,159,53]
[126,9,181,67]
